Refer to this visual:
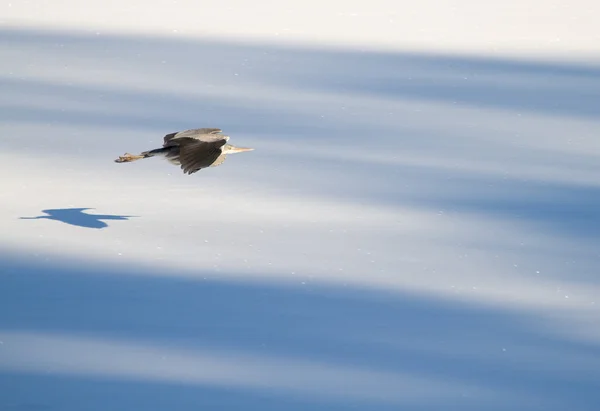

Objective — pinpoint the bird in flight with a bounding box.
[115,128,254,174]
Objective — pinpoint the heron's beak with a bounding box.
[229,146,254,153]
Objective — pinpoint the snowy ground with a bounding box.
[1,1,600,410]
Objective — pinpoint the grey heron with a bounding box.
[115,128,254,175]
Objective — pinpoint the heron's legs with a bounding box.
[115,153,145,163]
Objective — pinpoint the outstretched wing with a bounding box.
[163,132,178,145]
[163,128,225,145]
[178,139,227,175]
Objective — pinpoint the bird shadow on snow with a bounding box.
[0,254,599,411]
[19,208,137,229]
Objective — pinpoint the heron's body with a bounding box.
[115,128,253,175]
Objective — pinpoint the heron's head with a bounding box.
[222,144,254,154]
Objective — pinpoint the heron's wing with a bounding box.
[164,128,225,145]
[178,139,224,174]
[210,153,227,167]
[163,132,178,145]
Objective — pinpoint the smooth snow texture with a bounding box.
[2,0,600,58]
[1,2,599,410]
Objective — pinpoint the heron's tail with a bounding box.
[141,147,170,157]
[115,147,168,163]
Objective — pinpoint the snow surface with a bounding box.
[1,1,599,410]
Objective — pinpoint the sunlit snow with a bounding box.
[1,1,599,410]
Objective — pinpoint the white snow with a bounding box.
[1,1,599,410]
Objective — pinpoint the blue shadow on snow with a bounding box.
[19,208,137,229]
[0,253,599,411]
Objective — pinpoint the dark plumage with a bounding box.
[115,128,254,175]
